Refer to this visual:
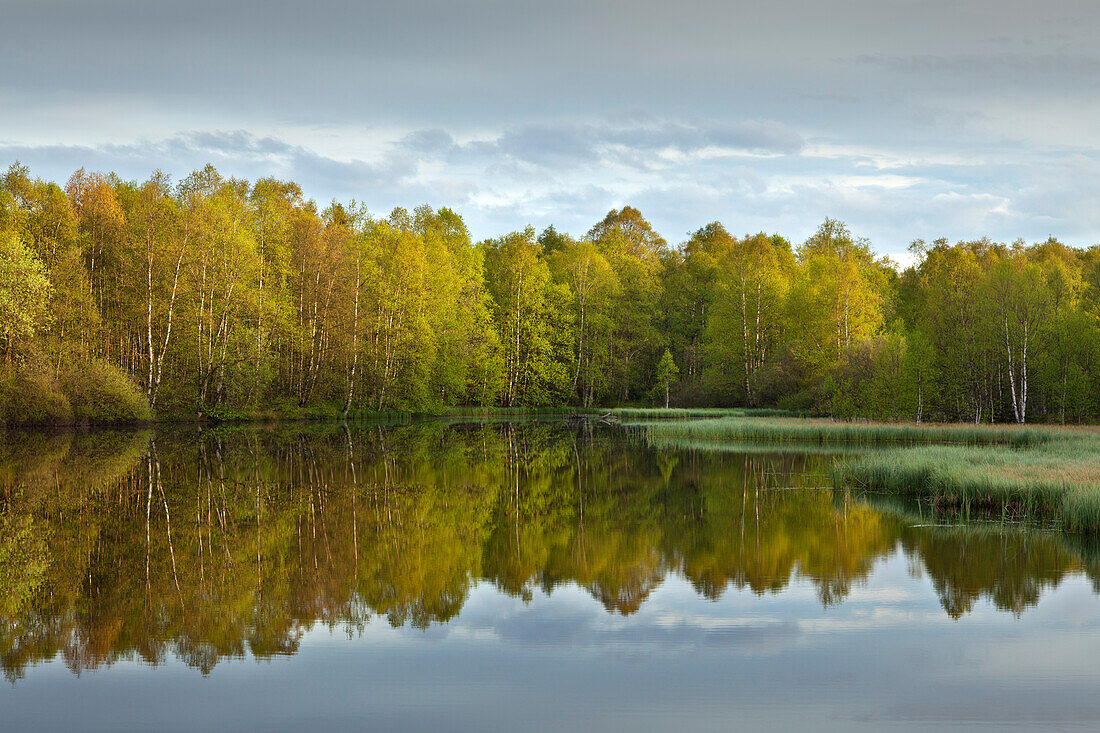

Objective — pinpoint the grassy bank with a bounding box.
[641,415,1054,447]
[610,407,807,419]
[641,415,1100,532]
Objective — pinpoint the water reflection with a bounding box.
[1,422,1097,680]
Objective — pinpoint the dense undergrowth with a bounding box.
[0,356,151,426]
[0,366,601,426]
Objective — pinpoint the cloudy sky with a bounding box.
[3,0,1098,257]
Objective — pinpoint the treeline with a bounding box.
[2,162,1099,423]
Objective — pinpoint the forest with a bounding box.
[2,161,1098,424]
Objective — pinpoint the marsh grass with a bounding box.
[643,416,1100,532]
[854,487,1060,531]
[612,407,807,420]
[837,437,1100,532]
[643,416,1054,447]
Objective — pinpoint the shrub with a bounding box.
[59,358,152,424]
[0,358,72,425]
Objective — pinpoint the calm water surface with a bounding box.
[3,421,1100,731]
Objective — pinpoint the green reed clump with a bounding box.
[613,407,807,420]
[643,416,1054,448]
[838,445,1072,507]
[836,436,1100,531]
[644,415,1100,532]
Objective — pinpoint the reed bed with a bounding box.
[643,416,1100,532]
[612,407,806,420]
[837,438,1100,531]
[642,416,1055,447]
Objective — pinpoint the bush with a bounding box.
[0,358,72,425]
[58,358,152,424]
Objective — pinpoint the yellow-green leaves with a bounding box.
[0,234,52,353]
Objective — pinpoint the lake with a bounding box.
[3,421,1100,731]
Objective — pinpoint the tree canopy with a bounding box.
[3,161,1100,423]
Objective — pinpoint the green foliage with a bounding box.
[0,514,48,618]
[654,348,679,407]
[700,230,793,404]
[59,357,152,423]
[790,219,887,380]
[0,358,71,425]
[3,160,1100,422]
[0,354,151,426]
[482,228,573,406]
[826,331,915,421]
[0,234,52,354]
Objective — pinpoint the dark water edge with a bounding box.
[3,420,1100,731]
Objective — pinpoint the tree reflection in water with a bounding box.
[0,422,1096,680]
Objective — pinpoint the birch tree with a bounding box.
[989,253,1050,423]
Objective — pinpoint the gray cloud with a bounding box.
[399,129,456,156]
[0,131,418,203]
[6,1,1098,128]
[401,119,804,169]
[850,53,1100,75]
[7,128,1100,253]
[847,53,1100,88]
[3,1,1100,252]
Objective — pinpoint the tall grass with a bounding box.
[642,415,1100,532]
[613,407,808,420]
[643,416,1054,448]
[836,436,1100,532]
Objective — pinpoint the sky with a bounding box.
[2,0,1099,259]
